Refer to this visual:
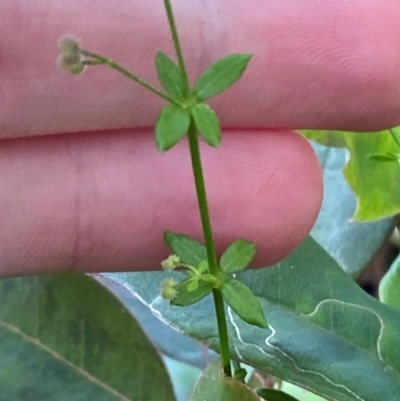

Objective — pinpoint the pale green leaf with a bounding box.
[189,358,260,401]
[155,104,190,152]
[155,51,185,101]
[191,103,221,147]
[194,54,251,101]
[0,272,175,401]
[309,142,394,278]
[379,252,400,310]
[220,239,256,273]
[110,237,400,401]
[303,128,400,221]
[164,230,207,267]
[186,279,199,293]
[221,279,267,328]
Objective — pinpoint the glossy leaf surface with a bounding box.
[0,272,175,401]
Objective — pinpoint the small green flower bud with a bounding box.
[161,278,178,301]
[161,254,181,271]
[57,35,86,75]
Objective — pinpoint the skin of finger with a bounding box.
[0,130,322,277]
[1,0,400,139]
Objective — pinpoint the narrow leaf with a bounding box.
[171,279,213,306]
[189,358,260,401]
[164,231,207,267]
[221,279,267,328]
[155,105,190,152]
[257,388,301,401]
[220,239,256,273]
[186,279,199,293]
[155,51,185,101]
[194,54,251,100]
[368,153,399,162]
[191,103,221,147]
[379,252,400,310]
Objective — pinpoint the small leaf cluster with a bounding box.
[155,52,251,151]
[160,231,267,329]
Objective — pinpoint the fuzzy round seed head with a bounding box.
[161,278,179,301]
[161,254,181,271]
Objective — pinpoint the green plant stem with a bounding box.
[80,50,178,105]
[162,0,191,96]
[187,119,232,377]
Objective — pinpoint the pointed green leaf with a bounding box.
[0,272,176,401]
[155,51,185,101]
[220,239,256,273]
[197,260,209,274]
[221,279,267,328]
[200,274,216,283]
[189,358,260,401]
[171,278,213,306]
[257,388,301,401]
[379,252,400,310]
[368,153,399,162]
[191,103,221,147]
[155,104,190,152]
[164,231,207,267]
[194,54,251,101]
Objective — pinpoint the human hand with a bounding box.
[1,0,399,276]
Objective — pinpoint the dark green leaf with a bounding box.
[0,272,175,401]
[189,358,260,401]
[221,279,267,328]
[220,239,256,273]
[379,252,400,310]
[155,51,185,101]
[368,153,399,162]
[155,104,190,152]
[257,388,301,401]
[233,367,247,382]
[191,103,221,147]
[194,54,251,100]
[113,237,400,401]
[172,278,213,306]
[164,231,207,267]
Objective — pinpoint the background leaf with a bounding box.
[188,358,260,401]
[0,272,176,401]
[379,252,400,310]
[105,237,400,401]
[309,141,394,278]
[257,388,301,401]
[194,54,251,101]
[191,103,221,147]
[155,51,185,101]
[155,105,190,152]
[303,128,400,221]
[220,239,256,273]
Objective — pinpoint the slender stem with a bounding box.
[162,0,191,96]
[187,120,232,377]
[81,50,178,105]
[390,128,400,150]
